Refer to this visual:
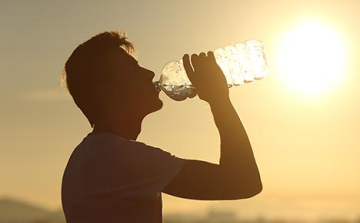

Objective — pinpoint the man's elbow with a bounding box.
[222,181,263,200]
[240,181,262,199]
[247,181,263,198]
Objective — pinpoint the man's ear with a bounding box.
[94,81,131,109]
[95,81,119,98]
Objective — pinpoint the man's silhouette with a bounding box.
[61,31,262,223]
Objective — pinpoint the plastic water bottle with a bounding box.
[154,40,269,101]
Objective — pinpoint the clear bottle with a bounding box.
[154,40,269,101]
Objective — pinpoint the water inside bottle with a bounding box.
[161,84,196,101]
[156,40,269,101]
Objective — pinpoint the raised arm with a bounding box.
[163,52,262,200]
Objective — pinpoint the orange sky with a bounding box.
[1,0,359,220]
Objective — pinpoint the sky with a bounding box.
[1,0,360,221]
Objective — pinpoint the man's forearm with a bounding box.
[210,98,262,197]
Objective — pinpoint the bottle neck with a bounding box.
[153,81,161,92]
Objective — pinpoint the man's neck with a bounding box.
[91,116,143,141]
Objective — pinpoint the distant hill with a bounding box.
[0,197,65,223]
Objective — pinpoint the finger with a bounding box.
[199,52,206,64]
[207,51,215,61]
[182,54,195,81]
[207,51,216,64]
[191,53,200,69]
[207,51,219,68]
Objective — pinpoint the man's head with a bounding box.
[62,31,163,128]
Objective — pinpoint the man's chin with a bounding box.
[154,99,163,111]
[146,99,163,115]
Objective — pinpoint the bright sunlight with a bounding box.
[276,18,347,97]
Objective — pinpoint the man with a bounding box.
[61,30,262,223]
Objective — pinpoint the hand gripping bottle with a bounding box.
[154,40,269,101]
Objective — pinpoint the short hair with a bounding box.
[61,30,135,128]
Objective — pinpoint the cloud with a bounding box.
[21,87,72,102]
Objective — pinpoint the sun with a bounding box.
[276,18,347,97]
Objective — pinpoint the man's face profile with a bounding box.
[102,49,163,118]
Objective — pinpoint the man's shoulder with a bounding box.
[82,131,166,155]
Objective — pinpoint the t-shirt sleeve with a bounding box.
[110,140,185,194]
[140,145,185,192]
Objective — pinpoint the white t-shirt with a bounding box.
[61,132,185,223]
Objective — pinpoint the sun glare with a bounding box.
[276,19,346,97]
